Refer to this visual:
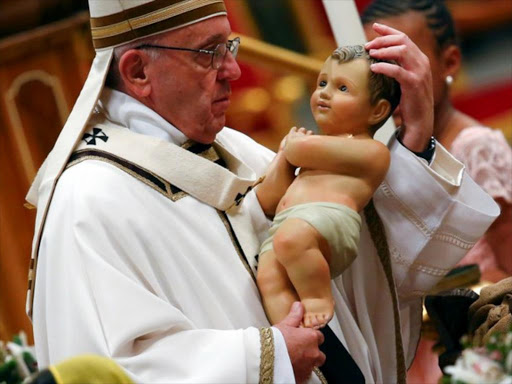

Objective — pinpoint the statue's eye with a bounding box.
[319,80,327,87]
[339,85,348,92]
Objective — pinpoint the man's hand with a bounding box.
[275,302,326,384]
[365,22,434,152]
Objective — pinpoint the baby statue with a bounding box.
[255,45,401,328]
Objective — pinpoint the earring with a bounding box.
[446,75,454,85]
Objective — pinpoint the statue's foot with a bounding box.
[302,298,334,329]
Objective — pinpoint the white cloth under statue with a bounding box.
[32,89,499,383]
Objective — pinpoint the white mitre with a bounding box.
[25,0,227,316]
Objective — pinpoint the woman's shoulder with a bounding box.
[451,126,512,202]
[452,126,508,148]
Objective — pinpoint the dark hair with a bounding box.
[361,0,457,51]
[331,45,401,131]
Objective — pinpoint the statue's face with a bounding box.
[310,57,373,136]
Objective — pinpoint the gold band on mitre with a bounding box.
[90,0,227,49]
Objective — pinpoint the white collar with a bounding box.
[98,88,188,146]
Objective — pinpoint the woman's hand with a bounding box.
[365,22,434,152]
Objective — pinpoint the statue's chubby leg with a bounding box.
[272,218,334,329]
[257,249,299,325]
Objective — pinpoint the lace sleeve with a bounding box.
[451,127,512,204]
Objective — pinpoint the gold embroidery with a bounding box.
[200,146,220,162]
[92,3,227,49]
[313,367,328,384]
[259,327,274,384]
[131,0,223,29]
[181,141,221,162]
[27,259,35,290]
[91,21,132,39]
[180,140,195,150]
[91,0,224,39]
[66,154,187,202]
[226,176,266,211]
[216,211,256,282]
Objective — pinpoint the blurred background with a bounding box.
[0,0,511,350]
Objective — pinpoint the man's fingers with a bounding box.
[280,302,304,327]
[316,351,326,368]
[279,323,328,383]
[316,330,324,345]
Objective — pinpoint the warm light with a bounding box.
[273,76,305,103]
[240,87,271,113]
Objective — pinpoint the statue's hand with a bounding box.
[282,127,314,151]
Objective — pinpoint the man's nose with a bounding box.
[218,51,241,81]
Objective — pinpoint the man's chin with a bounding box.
[214,112,227,128]
[198,117,225,144]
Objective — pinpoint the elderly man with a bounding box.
[26,1,498,383]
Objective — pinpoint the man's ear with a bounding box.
[368,99,391,127]
[118,50,152,98]
[441,44,461,81]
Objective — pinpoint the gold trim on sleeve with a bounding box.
[313,367,328,384]
[259,327,274,384]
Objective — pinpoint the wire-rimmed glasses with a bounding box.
[135,37,240,70]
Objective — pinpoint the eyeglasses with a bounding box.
[135,37,240,70]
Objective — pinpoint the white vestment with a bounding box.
[32,89,499,383]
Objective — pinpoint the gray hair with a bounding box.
[106,34,163,90]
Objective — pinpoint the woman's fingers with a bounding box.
[368,45,408,61]
[365,22,434,151]
[365,34,407,50]
[371,22,405,37]
[369,62,407,82]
